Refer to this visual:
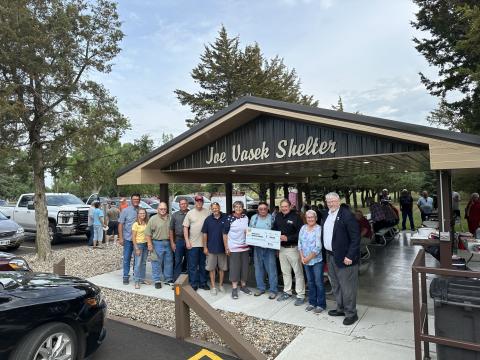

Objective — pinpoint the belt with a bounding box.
[282,244,298,248]
[153,239,169,241]
[326,250,334,255]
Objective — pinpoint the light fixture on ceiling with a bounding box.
[230,169,236,173]
[389,166,395,170]
[318,174,322,177]
[363,161,370,164]
[404,170,409,173]
[285,172,290,175]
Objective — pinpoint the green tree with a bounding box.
[175,26,318,127]
[0,0,125,260]
[412,1,480,134]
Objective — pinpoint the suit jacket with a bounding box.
[321,206,361,268]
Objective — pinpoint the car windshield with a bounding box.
[0,211,8,220]
[46,194,85,206]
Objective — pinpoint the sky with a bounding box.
[99,0,439,146]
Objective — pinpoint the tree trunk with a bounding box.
[32,139,52,261]
[361,189,366,208]
[345,189,351,205]
[353,188,358,208]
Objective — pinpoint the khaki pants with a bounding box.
[279,246,305,298]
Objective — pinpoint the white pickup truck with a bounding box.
[0,193,90,241]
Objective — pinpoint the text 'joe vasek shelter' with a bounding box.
[117,96,480,267]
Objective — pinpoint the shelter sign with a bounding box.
[164,115,426,171]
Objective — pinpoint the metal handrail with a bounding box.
[412,249,480,359]
[174,274,266,360]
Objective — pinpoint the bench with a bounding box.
[373,227,398,246]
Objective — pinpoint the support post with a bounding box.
[53,258,65,275]
[159,183,169,204]
[437,170,453,268]
[297,183,303,211]
[225,183,233,214]
[283,183,289,199]
[269,183,276,211]
[305,183,311,205]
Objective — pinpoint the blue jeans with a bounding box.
[187,247,207,288]
[254,247,278,293]
[133,242,148,283]
[152,239,173,282]
[123,240,134,280]
[304,261,326,309]
[93,225,103,242]
[173,239,187,281]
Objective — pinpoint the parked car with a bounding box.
[170,195,211,212]
[110,198,157,217]
[0,271,107,359]
[84,193,112,206]
[0,252,31,271]
[0,200,7,206]
[0,211,24,250]
[245,195,259,211]
[0,193,90,243]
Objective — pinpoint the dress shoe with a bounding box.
[328,309,345,317]
[343,314,359,325]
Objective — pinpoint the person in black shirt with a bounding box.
[399,189,414,231]
[272,199,306,305]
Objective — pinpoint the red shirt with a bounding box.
[358,217,372,238]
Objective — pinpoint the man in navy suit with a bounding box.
[322,192,361,325]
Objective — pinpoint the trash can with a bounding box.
[430,277,480,360]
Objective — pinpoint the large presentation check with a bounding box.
[246,227,281,250]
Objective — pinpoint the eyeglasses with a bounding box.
[159,208,168,211]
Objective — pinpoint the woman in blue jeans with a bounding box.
[299,210,326,313]
[132,208,149,289]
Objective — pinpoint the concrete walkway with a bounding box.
[88,268,436,359]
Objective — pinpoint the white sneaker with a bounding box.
[210,287,218,296]
[218,285,225,293]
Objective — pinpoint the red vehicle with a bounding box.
[0,252,31,272]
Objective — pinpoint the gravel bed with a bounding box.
[24,245,303,358]
[24,243,123,278]
[102,287,303,359]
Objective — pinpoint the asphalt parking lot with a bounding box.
[8,233,88,256]
[90,319,236,360]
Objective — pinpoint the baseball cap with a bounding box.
[194,195,204,202]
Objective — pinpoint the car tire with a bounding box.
[8,322,78,360]
[48,222,59,244]
[6,244,20,250]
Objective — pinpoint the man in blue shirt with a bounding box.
[92,201,104,248]
[202,202,227,295]
[251,201,278,299]
[118,194,141,285]
[417,191,434,222]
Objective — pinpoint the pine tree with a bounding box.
[412,1,480,134]
[175,26,318,127]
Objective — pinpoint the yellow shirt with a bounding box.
[132,221,147,244]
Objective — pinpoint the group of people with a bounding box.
[117,192,361,326]
[87,200,121,248]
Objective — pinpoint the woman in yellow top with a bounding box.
[132,208,149,289]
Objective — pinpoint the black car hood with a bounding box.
[0,272,98,299]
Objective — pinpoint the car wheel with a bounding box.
[6,243,20,250]
[8,322,77,360]
[48,222,59,244]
